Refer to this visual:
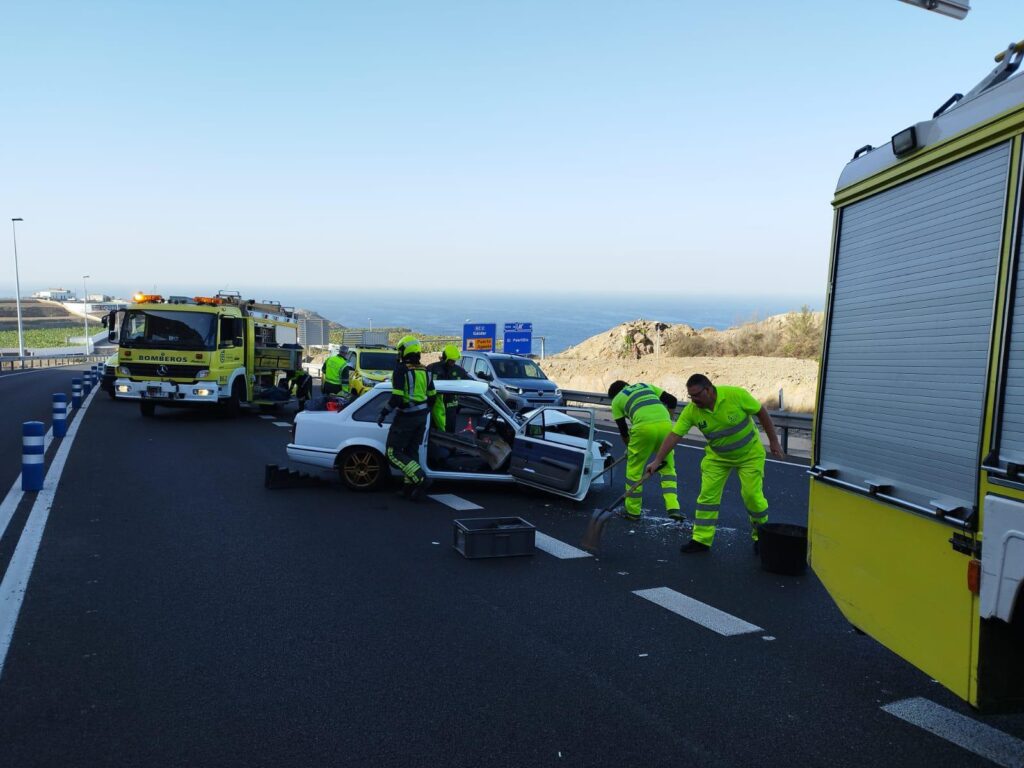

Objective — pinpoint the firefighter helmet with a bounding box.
[397,335,421,357]
[442,344,461,363]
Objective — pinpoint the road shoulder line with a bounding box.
[0,389,95,679]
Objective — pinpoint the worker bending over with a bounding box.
[378,336,437,500]
[647,374,784,554]
[608,380,682,523]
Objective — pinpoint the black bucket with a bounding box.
[758,523,808,576]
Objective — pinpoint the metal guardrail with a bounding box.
[0,353,108,374]
[561,389,813,454]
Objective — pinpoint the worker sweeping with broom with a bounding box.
[607,380,683,523]
[646,374,784,555]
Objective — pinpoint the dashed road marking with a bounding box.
[881,697,1024,768]
[534,532,592,559]
[632,587,763,636]
[429,494,482,511]
[259,415,275,420]
[272,422,291,428]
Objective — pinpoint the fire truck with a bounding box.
[107,291,302,417]
[809,39,1024,710]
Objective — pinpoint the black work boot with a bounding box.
[680,540,711,554]
[410,477,434,502]
[752,539,760,556]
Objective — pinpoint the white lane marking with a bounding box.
[428,494,482,511]
[534,532,592,559]
[0,427,55,543]
[259,415,275,420]
[272,422,291,428]
[633,587,764,636]
[881,697,1024,768]
[0,388,96,679]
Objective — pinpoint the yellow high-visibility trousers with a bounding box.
[692,450,768,546]
[625,421,679,518]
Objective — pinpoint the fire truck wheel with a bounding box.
[140,401,156,418]
[223,379,245,418]
[338,447,387,491]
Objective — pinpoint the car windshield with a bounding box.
[119,310,217,350]
[359,351,398,370]
[493,359,547,380]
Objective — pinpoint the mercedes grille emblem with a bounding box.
[156,365,168,376]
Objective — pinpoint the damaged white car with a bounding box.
[286,380,614,500]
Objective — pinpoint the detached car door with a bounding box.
[510,407,596,500]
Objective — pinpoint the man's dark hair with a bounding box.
[607,380,628,399]
[686,373,713,389]
[404,352,422,364]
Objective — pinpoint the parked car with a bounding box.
[459,351,562,411]
[287,380,612,500]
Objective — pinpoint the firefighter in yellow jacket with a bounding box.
[608,380,682,523]
[647,374,784,554]
[378,336,437,501]
[322,346,352,397]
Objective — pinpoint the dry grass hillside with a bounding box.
[546,311,823,413]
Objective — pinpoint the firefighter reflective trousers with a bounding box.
[387,409,429,485]
[625,421,679,517]
[692,450,768,546]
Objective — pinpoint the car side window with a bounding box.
[474,359,489,376]
[352,392,390,422]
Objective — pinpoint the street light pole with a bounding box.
[10,218,24,357]
[82,275,90,355]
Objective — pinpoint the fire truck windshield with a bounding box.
[119,310,218,351]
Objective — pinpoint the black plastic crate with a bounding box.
[452,517,536,559]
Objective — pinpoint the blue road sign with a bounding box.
[463,323,496,352]
[503,322,532,355]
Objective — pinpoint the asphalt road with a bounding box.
[0,392,1022,767]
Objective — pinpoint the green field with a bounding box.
[0,326,85,348]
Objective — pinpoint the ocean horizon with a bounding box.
[277,290,821,355]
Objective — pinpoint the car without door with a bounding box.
[286,379,613,499]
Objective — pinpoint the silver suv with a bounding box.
[460,351,563,411]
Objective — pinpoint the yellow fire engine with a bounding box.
[810,39,1024,710]
[108,291,302,417]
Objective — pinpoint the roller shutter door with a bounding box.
[818,141,1009,513]
[997,168,1024,464]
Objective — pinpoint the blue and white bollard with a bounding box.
[83,373,92,396]
[22,421,45,491]
[52,393,68,438]
[72,378,82,409]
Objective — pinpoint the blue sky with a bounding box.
[1,1,1020,300]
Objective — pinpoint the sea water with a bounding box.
[280,290,819,354]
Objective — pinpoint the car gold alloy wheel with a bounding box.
[339,447,386,491]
